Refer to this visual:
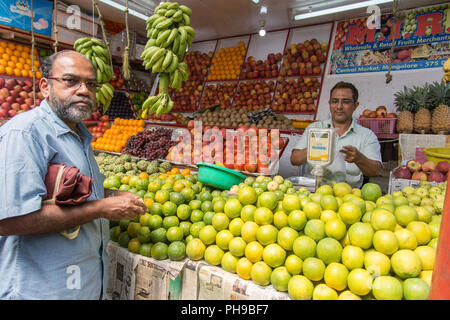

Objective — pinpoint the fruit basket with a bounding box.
[197,162,247,190]
[356,118,396,135]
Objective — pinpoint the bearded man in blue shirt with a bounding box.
[0,50,146,299]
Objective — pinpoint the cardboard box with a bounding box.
[53,26,90,46]
[55,2,99,36]
[388,167,443,193]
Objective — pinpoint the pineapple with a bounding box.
[429,81,450,134]
[412,85,431,134]
[394,86,416,133]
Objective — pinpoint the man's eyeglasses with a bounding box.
[329,98,354,106]
[47,76,99,91]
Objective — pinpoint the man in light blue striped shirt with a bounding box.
[0,51,146,299]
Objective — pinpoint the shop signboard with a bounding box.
[0,0,53,37]
[329,4,450,74]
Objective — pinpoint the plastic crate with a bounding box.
[357,118,396,134]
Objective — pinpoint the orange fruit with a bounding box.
[5,67,13,75]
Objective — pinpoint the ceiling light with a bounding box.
[294,0,393,21]
[259,20,266,37]
[260,5,267,15]
[98,0,151,21]
[252,0,260,4]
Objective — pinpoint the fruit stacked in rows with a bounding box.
[207,42,246,81]
[234,80,276,111]
[0,78,43,118]
[107,171,443,300]
[0,41,41,78]
[199,82,237,109]
[394,160,449,183]
[169,79,203,112]
[273,77,320,113]
[91,118,145,153]
[140,1,195,117]
[88,114,111,141]
[123,127,177,161]
[240,53,282,79]
[185,51,212,82]
[281,39,328,76]
[73,38,115,112]
[167,124,286,174]
[96,153,178,179]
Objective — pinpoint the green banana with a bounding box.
[156,17,173,30]
[91,55,98,69]
[151,28,160,39]
[148,96,162,114]
[182,13,190,26]
[90,38,104,47]
[165,53,178,73]
[172,9,183,20]
[170,69,181,89]
[164,9,176,17]
[162,28,178,48]
[95,56,105,73]
[146,14,161,28]
[103,83,114,99]
[144,39,157,50]
[178,40,187,60]
[142,46,160,61]
[156,29,171,46]
[152,55,165,73]
[167,2,179,10]
[179,5,192,16]
[152,16,166,28]
[155,1,170,10]
[183,26,196,38]
[143,95,159,109]
[165,100,174,113]
[155,8,167,16]
[74,37,90,51]
[102,98,111,114]
[148,48,166,67]
[162,51,173,70]
[96,69,104,84]
[141,96,153,111]
[172,34,180,54]
[178,27,187,46]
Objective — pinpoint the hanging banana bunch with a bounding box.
[73,37,115,112]
[138,1,195,118]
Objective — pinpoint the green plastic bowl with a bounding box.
[196,162,247,190]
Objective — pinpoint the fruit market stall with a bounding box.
[2,0,450,301]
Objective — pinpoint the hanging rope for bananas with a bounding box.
[122,0,131,80]
[93,0,114,75]
[385,0,400,84]
[31,0,36,107]
[53,0,59,53]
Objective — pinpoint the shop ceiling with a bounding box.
[72,0,446,41]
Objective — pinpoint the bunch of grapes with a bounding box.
[123,128,177,161]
